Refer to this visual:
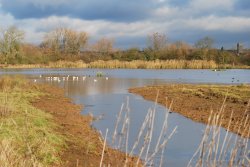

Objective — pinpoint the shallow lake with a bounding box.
[1,69,250,166]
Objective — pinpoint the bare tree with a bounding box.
[147,32,167,51]
[195,36,214,49]
[0,26,24,64]
[92,37,114,55]
[43,28,88,55]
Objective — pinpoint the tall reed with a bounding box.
[187,99,250,167]
[111,94,177,167]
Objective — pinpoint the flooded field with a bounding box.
[1,68,250,166]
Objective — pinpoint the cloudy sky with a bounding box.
[0,0,249,49]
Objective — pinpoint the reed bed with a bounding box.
[47,60,87,68]
[4,60,87,69]
[88,60,219,69]
[2,59,249,69]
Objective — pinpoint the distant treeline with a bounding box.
[0,26,250,66]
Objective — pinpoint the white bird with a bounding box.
[39,75,42,78]
[94,79,97,82]
[34,79,37,83]
[105,77,109,80]
[82,76,86,81]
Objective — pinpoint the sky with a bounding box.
[0,0,249,49]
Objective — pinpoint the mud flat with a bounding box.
[129,84,250,138]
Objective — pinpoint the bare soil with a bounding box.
[32,85,140,167]
[129,84,250,138]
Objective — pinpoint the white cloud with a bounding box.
[0,12,15,28]
[184,15,250,32]
[0,0,249,48]
[189,0,235,11]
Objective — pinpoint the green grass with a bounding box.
[0,76,65,167]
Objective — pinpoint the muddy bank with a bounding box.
[32,85,140,167]
[129,84,250,138]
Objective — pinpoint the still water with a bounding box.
[1,68,250,166]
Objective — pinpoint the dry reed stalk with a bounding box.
[155,100,173,153]
[124,97,131,167]
[129,108,151,156]
[144,105,156,162]
[112,103,124,146]
[144,126,177,165]
[187,100,250,167]
[217,110,234,164]
[100,129,108,167]
[136,109,153,167]
[111,92,178,166]
[144,90,159,162]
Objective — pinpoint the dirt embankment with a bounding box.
[32,85,140,167]
[129,84,250,138]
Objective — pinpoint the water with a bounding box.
[1,68,249,166]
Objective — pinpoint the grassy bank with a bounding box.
[2,60,250,69]
[129,84,250,138]
[0,77,141,167]
[0,77,65,166]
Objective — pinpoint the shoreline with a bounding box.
[129,84,250,138]
[32,84,141,166]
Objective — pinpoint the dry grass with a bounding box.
[88,60,219,69]
[3,60,87,68]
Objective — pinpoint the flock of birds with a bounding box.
[33,75,109,83]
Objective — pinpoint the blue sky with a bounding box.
[0,0,249,49]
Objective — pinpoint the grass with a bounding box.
[0,76,65,167]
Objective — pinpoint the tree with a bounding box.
[43,28,88,56]
[147,32,167,51]
[145,32,167,60]
[92,37,114,55]
[0,26,24,64]
[195,36,214,49]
